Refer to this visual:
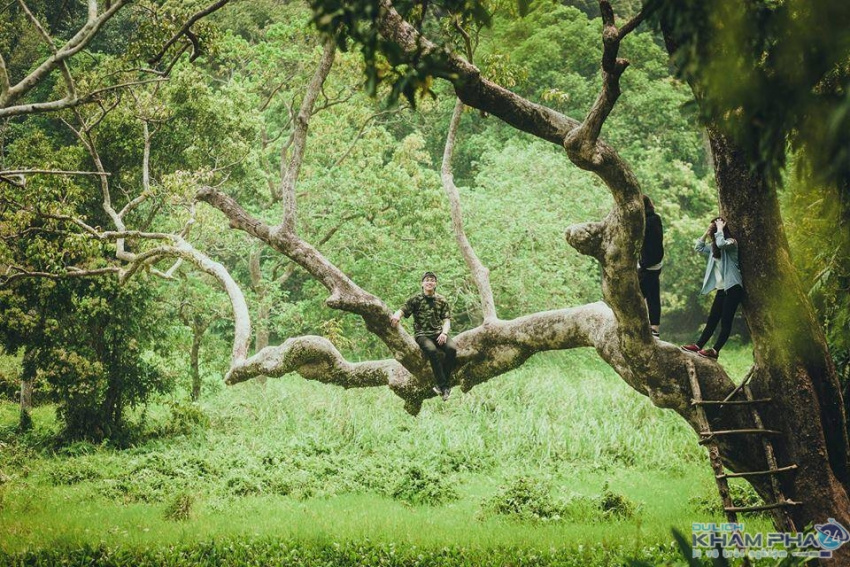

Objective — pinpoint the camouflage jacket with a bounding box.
[401,293,451,338]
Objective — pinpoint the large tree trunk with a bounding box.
[708,130,850,539]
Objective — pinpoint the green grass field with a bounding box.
[0,345,775,565]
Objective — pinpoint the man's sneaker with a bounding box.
[698,348,719,360]
[651,329,660,338]
[441,387,451,401]
[432,386,442,396]
[681,344,700,353]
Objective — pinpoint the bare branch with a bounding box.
[442,99,496,321]
[0,266,121,286]
[141,121,152,195]
[0,0,128,110]
[148,0,233,66]
[258,80,290,112]
[118,191,151,219]
[280,40,336,233]
[152,258,183,279]
[0,78,166,120]
[617,5,648,40]
[569,0,630,149]
[331,107,407,169]
[0,169,110,177]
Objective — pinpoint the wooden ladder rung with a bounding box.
[699,429,783,444]
[725,500,802,513]
[692,398,772,406]
[717,464,798,479]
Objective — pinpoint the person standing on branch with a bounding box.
[681,217,744,360]
[639,195,664,338]
[391,272,456,401]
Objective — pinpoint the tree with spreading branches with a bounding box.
[2,0,848,556]
[194,1,848,555]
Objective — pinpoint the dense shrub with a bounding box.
[599,482,639,520]
[159,401,210,437]
[389,465,458,505]
[46,459,103,486]
[481,476,567,521]
[481,477,642,523]
[0,279,173,444]
[163,491,195,521]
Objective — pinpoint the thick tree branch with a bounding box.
[197,184,427,377]
[375,0,672,416]
[375,0,578,144]
[0,78,166,119]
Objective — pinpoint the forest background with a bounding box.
[0,0,847,565]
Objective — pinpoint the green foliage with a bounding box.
[481,475,568,521]
[783,169,850,381]
[650,0,850,196]
[0,348,771,561]
[689,478,767,518]
[310,0,489,107]
[0,539,684,567]
[599,481,638,520]
[47,459,104,486]
[390,464,459,505]
[44,280,171,444]
[481,476,641,523]
[159,401,211,437]
[163,491,195,522]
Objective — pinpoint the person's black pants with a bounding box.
[415,335,457,390]
[639,269,661,326]
[697,284,744,352]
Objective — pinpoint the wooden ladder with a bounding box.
[687,361,800,534]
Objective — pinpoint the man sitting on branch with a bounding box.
[391,272,456,401]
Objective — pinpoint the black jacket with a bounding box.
[639,211,664,269]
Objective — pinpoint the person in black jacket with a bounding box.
[639,195,664,337]
[390,271,456,401]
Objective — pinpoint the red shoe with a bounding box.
[698,348,719,360]
[681,344,700,353]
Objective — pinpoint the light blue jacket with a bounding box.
[694,233,743,295]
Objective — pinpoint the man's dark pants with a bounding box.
[415,335,457,390]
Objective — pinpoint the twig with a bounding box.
[148,0,233,65]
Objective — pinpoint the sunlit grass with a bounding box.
[0,346,770,561]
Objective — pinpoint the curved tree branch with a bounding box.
[280,40,336,233]
[442,99,497,322]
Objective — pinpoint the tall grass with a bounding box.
[0,347,771,562]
